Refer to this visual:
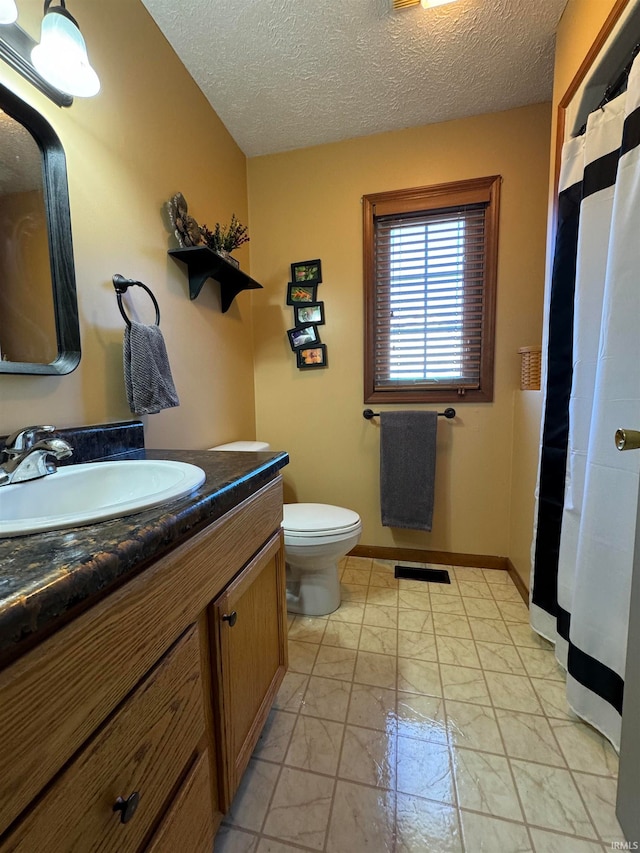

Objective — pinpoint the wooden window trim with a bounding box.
[363,175,501,404]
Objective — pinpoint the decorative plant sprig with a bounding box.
[200,214,250,253]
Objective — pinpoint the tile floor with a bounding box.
[214,558,624,853]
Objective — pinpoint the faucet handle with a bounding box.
[4,425,56,456]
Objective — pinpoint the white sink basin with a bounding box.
[0,459,206,538]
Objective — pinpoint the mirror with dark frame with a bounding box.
[0,81,80,374]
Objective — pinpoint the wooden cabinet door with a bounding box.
[211,531,287,810]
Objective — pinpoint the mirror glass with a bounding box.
[0,83,80,374]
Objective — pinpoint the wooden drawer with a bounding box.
[1,626,204,853]
[146,751,215,853]
[0,476,283,834]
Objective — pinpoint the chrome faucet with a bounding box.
[0,425,73,486]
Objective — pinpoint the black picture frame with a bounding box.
[287,324,321,351]
[286,282,318,305]
[291,258,322,284]
[293,301,325,327]
[297,344,328,369]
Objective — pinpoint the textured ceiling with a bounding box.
[140,0,567,158]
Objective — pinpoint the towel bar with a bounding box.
[363,408,456,420]
[113,274,160,328]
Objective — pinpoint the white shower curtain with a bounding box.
[531,58,640,748]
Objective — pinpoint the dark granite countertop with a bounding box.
[0,447,289,666]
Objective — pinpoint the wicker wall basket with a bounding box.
[518,346,542,391]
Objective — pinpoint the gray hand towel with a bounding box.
[123,321,179,415]
[380,410,438,531]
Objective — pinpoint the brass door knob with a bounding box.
[615,429,640,451]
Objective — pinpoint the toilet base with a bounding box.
[285,559,341,616]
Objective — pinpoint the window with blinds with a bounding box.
[363,176,500,403]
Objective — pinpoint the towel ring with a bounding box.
[112,274,160,328]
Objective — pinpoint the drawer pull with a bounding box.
[113,791,140,824]
[222,610,238,627]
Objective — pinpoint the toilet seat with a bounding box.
[282,503,361,537]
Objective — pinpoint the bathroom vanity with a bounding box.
[0,442,289,852]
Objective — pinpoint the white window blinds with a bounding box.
[373,203,487,391]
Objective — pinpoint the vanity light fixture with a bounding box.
[31,0,99,97]
[420,0,458,7]
[0,0,18,25]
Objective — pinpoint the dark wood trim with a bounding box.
[349,544,508,572]
[505,558,530,606]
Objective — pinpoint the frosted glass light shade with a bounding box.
[0,0,18,24]
[421,0,458,6]
[31,7,100,97]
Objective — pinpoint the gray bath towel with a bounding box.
[380,410,438,531]
[123,322,179,415]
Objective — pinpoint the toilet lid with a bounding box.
[282,503,360,534]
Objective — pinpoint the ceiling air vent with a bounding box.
[389,0,420,10]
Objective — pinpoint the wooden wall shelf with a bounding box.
[168,246,262,312]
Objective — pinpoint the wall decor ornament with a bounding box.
[291,258,322,284]
[294,301,325,327]
[286,282,318,305]
[287,324,320,351]
[297,344,328,369]
[165,192,202,248]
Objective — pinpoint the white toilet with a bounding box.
[209,441,362,616]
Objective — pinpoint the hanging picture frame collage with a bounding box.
[286,259,327,369]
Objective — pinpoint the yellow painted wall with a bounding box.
[249,104,551,557]
[0,0,255,449]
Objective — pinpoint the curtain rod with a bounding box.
[578,42,640,136]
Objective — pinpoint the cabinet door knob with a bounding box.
[222,610,238,627]
[113,791,140,824]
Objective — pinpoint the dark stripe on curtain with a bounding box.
[557,606,624,714]
[621,104,640,155]
[531,180,582,616]
[583,149,620,198]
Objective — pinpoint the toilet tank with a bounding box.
[209,441,271,451]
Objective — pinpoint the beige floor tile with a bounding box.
[398,609,434,634]
[530,678,578,721]
[436,635,481,668]
[363,603,398,629]
[459,811,533,852]
[508,623,553,649]
[476,640,526,674]
[255,839,304,853]
[452,747,524,820]
[225,759,281,832]
[396,691,448,744]
[549,719,619,777]
[398,629,438,661]
[395,793,463,852]
[453,566,487,582]
[340,582,368,602]
[498,600,531,622]
[572,772,625,844]
[273,671,309,712]
[321,620,361,650]
[263,767,334,850]
[338,724,396,788]
[490,583,526,602]
[287,616,327,644]
[397,658,442,696]
[287,640,319,674]
[519,648,566,681]
[372,558,395,572]
[430,595,466,615]
[398,577,433,592]
[348,683,397,732]
[214,826,258,852]
[359,624,398,656]
[285,715,344,775]
[485,671,543,714]
[440,664,491,705]
[482,568,511,584]
[369,569,399,588]
[445,699,505,753]
[326,780,395,853]
[396,736,456,804]
[312,645,357,681]
[252,709,297,763]
[469,617,514,645]
[327,600,365,624]
[511,760,597,838]
[463,597,503,620]
[431,612,472,638]
[341,567,370,585]
[528,827,604,852]
[425,577,461,596]
[346,556,372,570]
[398,589,432,611]
[457,580,494,600]
[496,709,566,766]
[354,650,397,689]
[301,675,352,722]
[366,586,399,607]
